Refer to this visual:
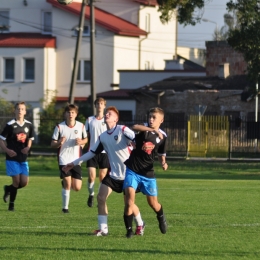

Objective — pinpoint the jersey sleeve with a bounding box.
[82,123,88,139]
[0,124,10,140]
[52,125,60,141]
[122,126,135,141]
[28,123,35,140]
[73,151,95,165]
[157,135,167,156]
[90,137,104,154]
[85,118,89,132]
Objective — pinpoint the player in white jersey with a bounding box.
[51,104,88,213]
[63,106,145,238]
[85,97,109,207]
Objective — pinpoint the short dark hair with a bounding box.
[64,104,79,114]
[94,97,106,105]
[15,102,26,109]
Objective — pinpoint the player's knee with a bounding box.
[125,199,134,208]
[97,193,106,204]
[19,182,28,188]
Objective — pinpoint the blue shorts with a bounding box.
[123,167,158,196]
[6,160,29,176]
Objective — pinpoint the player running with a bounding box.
[85,97,109,207]
[123,107,168,236]
[51,104,88,213]
[1,102,34,211]
[63,106,145,237]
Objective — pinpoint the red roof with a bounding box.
[134,0,158,6]
[56,96,88,102]
[47,0,147,37]
[97,89,133,99]
[0,33,56,48]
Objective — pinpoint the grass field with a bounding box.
[1,155,260,259]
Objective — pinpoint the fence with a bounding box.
[1,111,260,158]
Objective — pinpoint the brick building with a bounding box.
[205,41,247,77]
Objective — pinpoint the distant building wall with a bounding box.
[135,90,257,118]
[177,46,206,67]
[206,41,247,76]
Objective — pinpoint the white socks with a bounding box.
[98,215,108,234]
[62,188,70,209]
[88,181,95,196]
[134,212,143,227]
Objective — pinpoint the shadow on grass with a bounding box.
[0,245,258,258]
[156,172,260,181]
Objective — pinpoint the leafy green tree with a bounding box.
[38,98,87,145]
[0,97,14,113]
[38,99,64,145]
[157,0,210,25]
[227,0,260,82]
[211,14,236,41]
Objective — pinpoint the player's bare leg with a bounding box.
[94,184,112,236]
[62,176,71,213]
[98,168,107,182]
[147,195,167,234]
[87,167,96,207]
[71,178,82,191]
[5,174,29,211]
[124,187,145,238]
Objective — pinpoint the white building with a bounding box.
[0,0,177,108]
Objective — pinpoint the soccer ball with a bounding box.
[57,0,73,5]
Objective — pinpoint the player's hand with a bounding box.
[162,162,168,170]
[62,163,74,173]
[6,149,17,157]
[59,136,66,146]
[21,147,30,154]
[75,138,81,146]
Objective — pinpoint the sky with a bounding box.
[178,0,229,49]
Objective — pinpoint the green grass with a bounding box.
[0,155,260,259]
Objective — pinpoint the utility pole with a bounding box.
[69,0,87,104]
[255,80,259,151]
[89,0,96,115]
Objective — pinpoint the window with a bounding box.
[74,25,90,36]
[42,11,52,34]
[145,13,150,32]
[24,58,35,81]
[145,61,150,70]
[77,60,91,82]
[4,58,14,81]
[0,10,9,32]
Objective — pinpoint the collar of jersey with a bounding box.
[15,119,25,127]
[106,125,117,135]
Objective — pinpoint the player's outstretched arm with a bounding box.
[132,124,163,139]
[72,151,96,166]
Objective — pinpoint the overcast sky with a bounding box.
[178,0,229,49]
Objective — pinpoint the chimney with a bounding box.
[218,63,229,79]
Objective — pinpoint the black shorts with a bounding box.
[59,165,82,180]
[101,174,124,193]
[86,153,109,169]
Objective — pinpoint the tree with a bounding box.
[211,14,236,41]
[157,0,212,25]
[227,0,260,82]
[38,93,87,145]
